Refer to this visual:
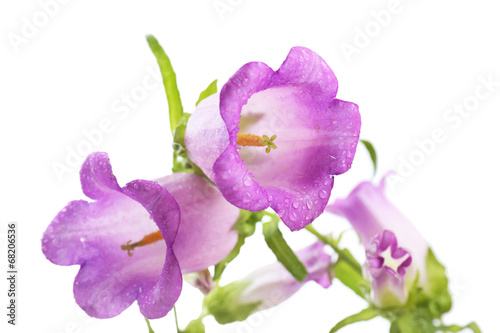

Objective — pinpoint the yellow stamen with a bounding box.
[236,133,264,146]
[236,133,277,153]
[121,230,163,257]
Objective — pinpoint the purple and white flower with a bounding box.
[42,152,239,319]
[327,177,429,307]
[185,47,361,231]
[205,240,334,323]
[238,241,334,311]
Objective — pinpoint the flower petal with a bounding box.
[80,152,121,200]
[42,153,182,319]
[156,173,240,273]
[184,93,229,181]
[239,240,333,310]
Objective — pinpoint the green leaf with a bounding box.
[203,281,261,324]
[173,113,191,149]
[144,318,155,333]
[425,248,452,316]
[195,80,218,106]
[182,318,205,333]
[262,217,308,282]
[334,258,370,299]
[329,307,378,333]
[171,113,205,176]
[213,235,245,281]
[437,322,482,333]
[213,210,264,281]
[146,35,183,134]
[360,139,377,175]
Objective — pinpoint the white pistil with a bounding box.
[379,246,410,275]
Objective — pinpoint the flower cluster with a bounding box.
[41,36,480,332]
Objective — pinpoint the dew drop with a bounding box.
[268,194,273,202]
[289,212,297,221]
[319,190,328,198]
[243,177,252,187]
[292,202,300,209]
[306,199,313,209]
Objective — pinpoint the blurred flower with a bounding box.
[327,177,429,307]
[42,152,239,319]
[205,241,334,323]
[185,46,360,231]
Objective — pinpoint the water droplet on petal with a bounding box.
[319,190,328,198]
[306,199,313,209]
[292,202,300,209]
[289,212,297,221]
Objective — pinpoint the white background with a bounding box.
[1,0,499,332]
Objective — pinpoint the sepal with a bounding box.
[203,281,261,324]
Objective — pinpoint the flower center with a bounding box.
[379,246,410,276]
[236,133,277,153]
[121,230,163,257]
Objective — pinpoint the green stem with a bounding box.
[305,225,361,274]
[174,305,181,333]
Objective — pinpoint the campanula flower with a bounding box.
[205,241,334,323]
[42,152,239,319]
[326,177,429,307]
[185,47,361,231]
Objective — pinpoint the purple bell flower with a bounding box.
[42,152,240,319]
[185,47,361,231]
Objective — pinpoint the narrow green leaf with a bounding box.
[145,318,155,333]
[330,307,378,333]
[213,235,245,281]
[195,80,218,106]
[360,139,377,175]
[437,322,481,333]
[262,217,308,282]
[334,259,370,299]
[146,35,183,134]
[213,210,264,281]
